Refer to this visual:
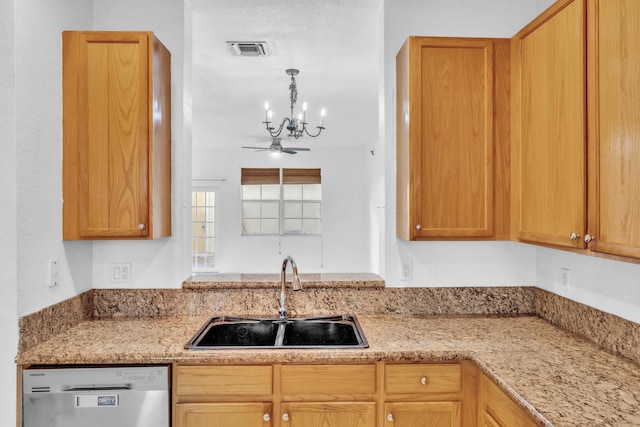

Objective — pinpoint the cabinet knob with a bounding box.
[420,376,428,385]
[570,232,580,241]
[387,413,394,422]
[282,413,289,422]
[138,223,146,231]
[415,224,422,231]
[584,234,595,243]
[263,413,270,422]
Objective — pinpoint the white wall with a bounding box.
[14,0,94,314]
[1,0,18,422]
[91,0,192,289]
[193,146,374,273]
[382,0,542,287]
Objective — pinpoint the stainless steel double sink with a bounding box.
[185,314,368,349]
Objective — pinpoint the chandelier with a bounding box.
[263,69,326,139]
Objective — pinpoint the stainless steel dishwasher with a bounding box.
[22,366,169,427]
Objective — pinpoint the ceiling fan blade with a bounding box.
[241,146,269,150]
[282,149,298,154]
[288,147,311,151]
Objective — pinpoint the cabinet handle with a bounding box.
[420,376,428,385]
[570,232,580,241]
[584,234,595,243]
[282,413,289,422]
[263,413,270,422]
[137,223,146,231]
[415,224,422,231]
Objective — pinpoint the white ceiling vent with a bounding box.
[227,41,269,57]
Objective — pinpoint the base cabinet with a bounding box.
[174,362,477,427]
[282,402,376,427]
[384,402,461,427]
[477,374,537,427]
[175,403,272,427]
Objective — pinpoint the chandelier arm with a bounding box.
[303,126,325,138]
[265,118,292,138]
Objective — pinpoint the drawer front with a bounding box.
[280,364,376,398]
[176,365,273,397]
[385,363,461,394]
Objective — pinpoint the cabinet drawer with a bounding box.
[385,363,461,395]
[176,365,272,398]
[280,364,376,399]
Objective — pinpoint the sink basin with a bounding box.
[185,315,368,349]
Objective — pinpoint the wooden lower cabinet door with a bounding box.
[280,402,376,427]
[480,411,502,427]
[175,403,272,427]
[384,402,461,427]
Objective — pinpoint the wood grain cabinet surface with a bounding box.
[477,373,537,427]
[586,0,640,259]
[173,362,480,427]
[396,36,511,241]
[62,31,171,240]
[511,0,587,249]
[512,0,640,260]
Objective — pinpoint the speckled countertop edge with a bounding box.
[16,314,640,427]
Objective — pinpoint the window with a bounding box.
[192,190,216,271]
[241,168,322,236]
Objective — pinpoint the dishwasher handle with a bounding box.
[63,384,132,392]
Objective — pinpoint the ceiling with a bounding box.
[191,0,383,150]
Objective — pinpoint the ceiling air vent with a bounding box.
[227,41,269,57]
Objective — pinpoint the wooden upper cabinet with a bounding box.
[511,0,586,249]
[396,37,511,241]
[587,0,640,258]
[62,31,171,240]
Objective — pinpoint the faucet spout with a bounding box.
[279,256,304,318]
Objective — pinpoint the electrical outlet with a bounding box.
[49,259,59,288]
[401,262,412,281]
[560,267,570,292]
[112,263,132,283]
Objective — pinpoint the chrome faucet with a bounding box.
[279,256,304,318]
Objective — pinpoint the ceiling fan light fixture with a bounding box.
[263,69,326,139]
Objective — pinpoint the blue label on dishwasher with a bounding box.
[97,395,118,407]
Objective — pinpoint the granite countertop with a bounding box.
[16,314,640,426]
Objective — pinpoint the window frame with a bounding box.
[191,185,218,273]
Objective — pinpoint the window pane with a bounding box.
[262,184,280,200]
[243,219,261,234]
[303,202,321,219]
[243,201,261,218]
[262,201,280,219]
[206,237,215,253]
[284,202,303,218]
[261,219,280,234]
[303,219,321,234]
[303,184,322,200]
[283,184,302,200]
[196,191,206,206]
[243,185,261,200]
[207,192,216,207]
[283,219,303,234]
[206,207,216,222]
[193,222,204,238]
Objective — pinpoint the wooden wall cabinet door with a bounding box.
[62,31,171,240]
[396,37,511,241]
[586,0,640,258]
[511,0,586,249]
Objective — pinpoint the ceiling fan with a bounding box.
[242,137,310,155]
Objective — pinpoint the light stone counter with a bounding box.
[16,314,640,427]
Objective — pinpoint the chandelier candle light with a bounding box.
[263,69,326,139]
